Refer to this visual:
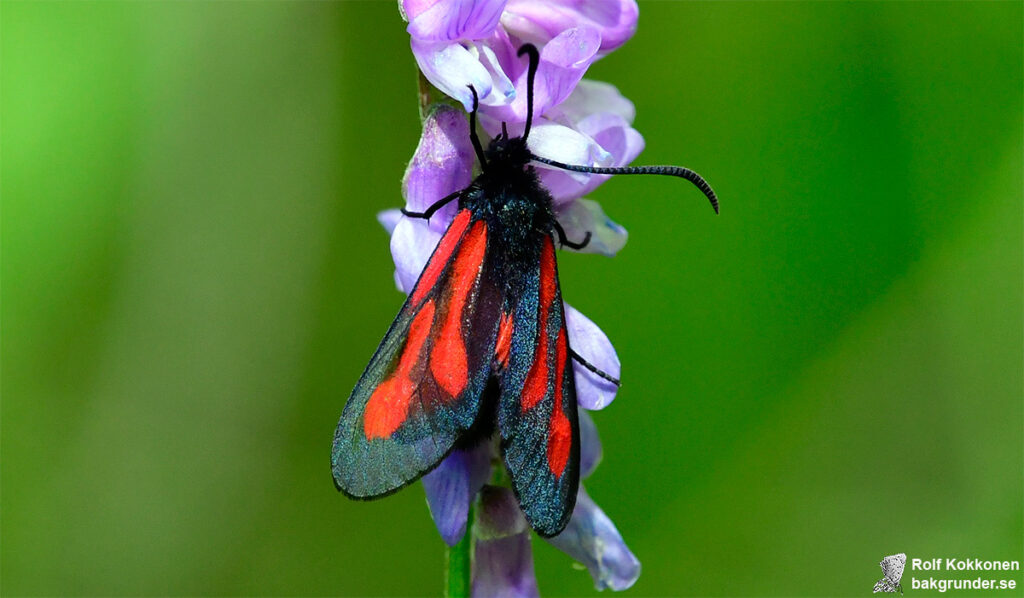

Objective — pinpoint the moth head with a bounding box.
[484,133,531,171]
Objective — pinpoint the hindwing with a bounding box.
[495,235,581,537]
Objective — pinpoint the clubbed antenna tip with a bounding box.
[528,156,720,214]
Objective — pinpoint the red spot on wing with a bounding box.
[495,311,513,367]
[522,238,557,411]
[521,337,549,410]
[411,209,472,306]
[547,329,571,478]
[363,300,436,439]
[431,221,488,398]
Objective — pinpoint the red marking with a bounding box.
[522,337,549,409]
[431,221,488,398]
[547,330,571,478]
[364,300,436,439]
[521,239,557,411]
[495,312,513,367]
[411,210,472,306]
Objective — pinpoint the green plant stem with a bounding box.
[445,503,473,598]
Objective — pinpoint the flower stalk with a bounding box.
[446,503,474,598]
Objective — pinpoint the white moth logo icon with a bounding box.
[872,553,906,594]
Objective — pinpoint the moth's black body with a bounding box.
[331,43,718,539]
[462,135,557,288]
[467,133,583,534]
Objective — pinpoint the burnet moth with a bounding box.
[331,44,718,538]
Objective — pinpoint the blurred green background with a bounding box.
[3,1,1021,596]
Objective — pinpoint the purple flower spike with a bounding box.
[546,487,640,591]
[423,444,493,546]
[501,0,639,54]
[402,104,475,232]
[473,486,540,598]
[564,304,620,409]
[391,8,644,588]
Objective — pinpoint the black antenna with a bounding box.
[466,85,487,170]
[511,42,719,214]
[530,156,720,214]
[517,44,540,142]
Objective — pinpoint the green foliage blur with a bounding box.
[3,2,1021,596]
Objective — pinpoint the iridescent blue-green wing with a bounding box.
[331,209,504,498]
[495,235,580,537]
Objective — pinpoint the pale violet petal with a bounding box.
[548,113,643,204]
[533,26,601,114]
[402,104,474,231]
[545,487,641,591]
[579,410,602,479]
[379,209,407,293]
[538,166,593,205]
[557,79,636,125]
[591,123,644,171]
[473,487,539,598]
[423,444,493,546]
[528,122,610,186]
[542,113,644,205]
[500,0,638,53]
[564,303,620,409]
[406,0,506,42]
[472,42,516,106]
[377,208,403,236]
[400,0,437,22]
[390,216,442,295]
[411,39,493,111]
[528,121,605,164]
[576,113,633,155]
[556,199,628,257]
[493,26,602,122]
[577,122,644,200]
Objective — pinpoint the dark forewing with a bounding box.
[332,209,504,498]
[496,235,580,537]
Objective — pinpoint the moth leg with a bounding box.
[551,221,592,250]
[569,348,620,387]
[401,189,464,220]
